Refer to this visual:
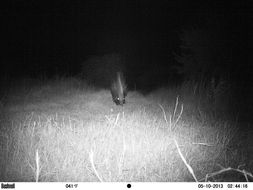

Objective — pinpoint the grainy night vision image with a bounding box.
[0,0,252,182]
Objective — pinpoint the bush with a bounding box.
[80,53,126,88]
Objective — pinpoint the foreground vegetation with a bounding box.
[0,77,252,182]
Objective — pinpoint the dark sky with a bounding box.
[0,0,251,81]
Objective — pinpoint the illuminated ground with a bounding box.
[0,78,252,182]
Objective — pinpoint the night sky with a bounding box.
[1,0,251,89]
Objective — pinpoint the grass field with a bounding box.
[0,77,252,182]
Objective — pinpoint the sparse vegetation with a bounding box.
[0,77,252,182]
